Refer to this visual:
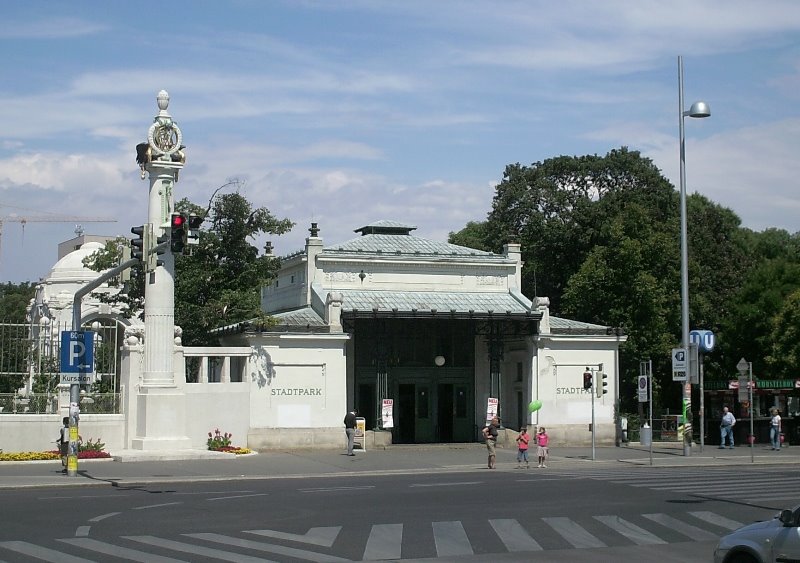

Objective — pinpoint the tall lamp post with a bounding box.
[678,55,710,456]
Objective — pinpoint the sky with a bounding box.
[0,1,799,284]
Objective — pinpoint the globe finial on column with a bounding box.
[157,90,170,115]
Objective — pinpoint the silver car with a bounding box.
[714,505,800,563]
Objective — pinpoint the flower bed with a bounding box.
[213,446,253,455]
[0,436,112,461]
[0,450,111,462]
[207,429,251,454]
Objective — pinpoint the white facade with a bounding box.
[222,220,627,446]
[2,221,625,454]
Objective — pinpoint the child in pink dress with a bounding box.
[536,427,549,468]
[516,427,531,469]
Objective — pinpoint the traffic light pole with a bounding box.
[591,375,596,461]
[68,255,139,476]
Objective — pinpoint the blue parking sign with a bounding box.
[60,331,95,384]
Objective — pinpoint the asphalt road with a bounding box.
[1,463,794,562]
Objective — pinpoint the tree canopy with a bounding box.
[84,189,293,347]
[450,147,800,412]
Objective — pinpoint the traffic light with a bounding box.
[187,214,203,247]
[119,244,131,284]
[151,232,169,270]
[130,224,149,263]
[170,212,188,254]
[583,369,593,390]
[597,364,608,399]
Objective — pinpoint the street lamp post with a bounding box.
[678,55,710,457]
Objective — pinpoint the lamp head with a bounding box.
[686,101,711,118]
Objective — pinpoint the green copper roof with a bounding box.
[335,289,533,316]
[325,234,498,258]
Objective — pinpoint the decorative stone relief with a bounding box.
[124,325,145,347]
[324,271,358,283]
[477,275,504,286]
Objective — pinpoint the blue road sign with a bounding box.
[60,331,95,384]
[689,329,715,353]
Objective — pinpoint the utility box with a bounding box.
[640,424,652,447]
[354,417,366,451]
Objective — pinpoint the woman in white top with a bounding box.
[770,407,782,451]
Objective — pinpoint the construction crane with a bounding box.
[0,212,117,275]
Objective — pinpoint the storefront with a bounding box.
[704,379,799,446]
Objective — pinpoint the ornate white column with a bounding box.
[143,90,183,386]
[131,90,191,450]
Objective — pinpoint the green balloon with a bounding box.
[528,400,542,413]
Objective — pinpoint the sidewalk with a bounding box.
[0,442,795,490]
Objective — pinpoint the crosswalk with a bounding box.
[546,466,800,506]
[0,509,758,562]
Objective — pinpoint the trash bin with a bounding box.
[640,424,652,447]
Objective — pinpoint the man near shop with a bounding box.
[720,406,736,449]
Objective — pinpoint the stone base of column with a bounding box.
[131,387,192,451]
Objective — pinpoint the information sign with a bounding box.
[59,331,95,385]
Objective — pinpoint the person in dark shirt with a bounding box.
[344,409,358,456]
[482,416,500,469]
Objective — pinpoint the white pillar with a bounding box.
[130,90,191,451]
[143,165,178,386]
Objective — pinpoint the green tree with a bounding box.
[716,257,800,377]
[0,282,37,393]
[767,288,800,376]
[83,189,293,351]
[561,205,678,407]
[464,147,676,312]
[174,192,293,346]
[448,221,491,252]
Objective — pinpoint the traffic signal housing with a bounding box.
[597,372,608,397]
[130,224,149,263]
[583,369,593,391]
[170,212,188,254]
[187,214,203,246]
[152,231,169,270]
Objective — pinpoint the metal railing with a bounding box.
[0,393,121,414]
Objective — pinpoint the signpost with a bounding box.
[672,348,687,381]
[639,360,653,465]
[690,329,715,452]
[737,358,754,463]
[59,330,94,477]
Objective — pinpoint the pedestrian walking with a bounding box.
[536,427,549,468]
[482,416,500,469]
[56,417,69,473]
[516,427,531,468]
[770,407,782,451]
[719,406,736,449]
[344,408,357,456]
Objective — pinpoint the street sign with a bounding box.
[738,376,749,402]
[689,329,715,352]
[688,343,699,384]
[637,375,648,402]
[672,348,687,381]
[59,331,95,385]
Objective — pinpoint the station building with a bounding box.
[217,220,625,448]
[5,221,624,453]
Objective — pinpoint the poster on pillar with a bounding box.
[485,397,499,425]
[381,399,394,428]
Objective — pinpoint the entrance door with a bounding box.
[437,384,454,442]
[397,384,416,443]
